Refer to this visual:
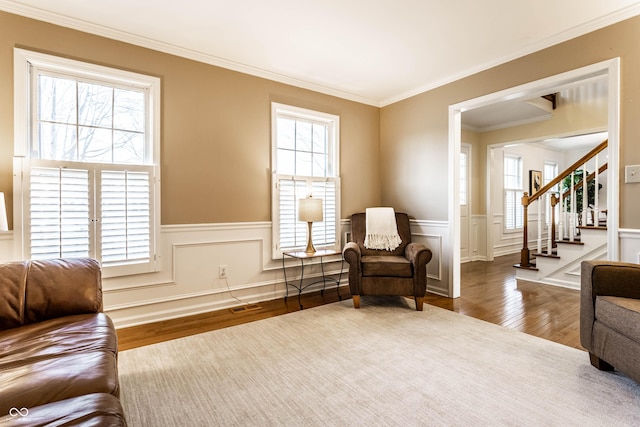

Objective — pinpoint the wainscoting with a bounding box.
[3,222,638,329]
[101,219,449,328]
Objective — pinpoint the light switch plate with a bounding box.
[625,165,640,183]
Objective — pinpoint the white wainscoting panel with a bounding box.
[410,219,449,297]
[619,228,640,264]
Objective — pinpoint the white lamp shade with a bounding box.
[298,197,323,222]
[0,192,7,232]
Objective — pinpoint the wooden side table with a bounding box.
[282,249,344,309]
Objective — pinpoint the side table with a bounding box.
[282,249,344,309]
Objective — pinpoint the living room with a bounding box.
[1,2,640,425]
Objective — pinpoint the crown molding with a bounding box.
[0,1,379,107]
[379,3,640,107]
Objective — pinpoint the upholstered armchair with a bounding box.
[343,212,432,311]
[580,260,640,384]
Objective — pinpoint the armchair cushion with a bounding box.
[361,256,412,278]
[595,296,640,343]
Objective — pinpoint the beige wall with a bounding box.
[0,11,380,228]
[381,15,640,229]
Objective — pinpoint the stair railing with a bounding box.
[519,139,608,268]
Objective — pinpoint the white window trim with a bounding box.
[13,48,161,277]
[271,103,341,259]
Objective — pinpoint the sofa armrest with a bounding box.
[580,260,640,350]
[343,242,362,295]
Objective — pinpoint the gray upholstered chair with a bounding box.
[580,260,640,384]
[343,212,432,311]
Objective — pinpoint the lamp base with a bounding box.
[305,222,316,253]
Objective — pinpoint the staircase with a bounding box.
[515,225,607,289]
[515,138,608,289]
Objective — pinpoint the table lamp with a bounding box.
[298,196,323,253]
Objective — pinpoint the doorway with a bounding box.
[448,58,620,298]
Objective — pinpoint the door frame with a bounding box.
[447,58,620,298]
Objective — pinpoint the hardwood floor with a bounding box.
[117,253,583,351]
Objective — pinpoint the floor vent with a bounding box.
[229,304,262,314]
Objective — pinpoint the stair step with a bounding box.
[578,225,607,230]
[533,251,560,259]
[556,239,584,246]
[514,263,539,271]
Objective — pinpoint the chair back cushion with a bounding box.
[350,212,411,256]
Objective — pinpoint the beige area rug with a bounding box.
[118,297,640,426]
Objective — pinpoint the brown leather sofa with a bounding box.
[343,212,432,311]
[0,258,126,426]
[580,260,640,385]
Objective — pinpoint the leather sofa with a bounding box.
[580,260,640,385]
[0,258,126,426]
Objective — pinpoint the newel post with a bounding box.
[521,192,530,267]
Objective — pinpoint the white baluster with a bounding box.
[570,171,576,242]
[537,195,542,254]
[582,162,588,229]
[546,193,552,254]
[594,154,599,226]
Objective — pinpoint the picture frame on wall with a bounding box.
[529,170,542,196]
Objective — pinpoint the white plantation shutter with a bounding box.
[505,190,524,230]
[274,175,340,255]
[100,169,151,265]
[29,165,91,259]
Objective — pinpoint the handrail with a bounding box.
[519,138,608,268]
[526,139,608,205]
[560,163,608,199]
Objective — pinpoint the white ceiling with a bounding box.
[1,0,640,106]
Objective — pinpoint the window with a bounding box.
[271,103,340,258]
[504,153,523,230]
[460,149,468,206]
[14,49,161,277]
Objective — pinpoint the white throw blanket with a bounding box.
[364,207,402,251]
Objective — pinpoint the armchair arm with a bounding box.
[405,242,432,296]
[405,242,432,269]
[343,242,362,295]
[580,260,640,350]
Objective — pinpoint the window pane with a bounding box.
[277,149,295,175]
[312,152,327,177]
[39,122,77,161]
[79,127,112,163]
[277,117,295,150]
[78,82,113,128]
[114,131,145,164]
[296,151,312,176]
[296,121,312,152]
[312,123,327,153]
[114,88,145,132]
[38,75,76,124]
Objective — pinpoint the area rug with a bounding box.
[118,296,640,426]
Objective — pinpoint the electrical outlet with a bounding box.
[219,265,228,279]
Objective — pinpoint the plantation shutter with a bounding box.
[29,165,91,259]
[275,175,339,253]
[100,169,151,266]
[505,190,524,230]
